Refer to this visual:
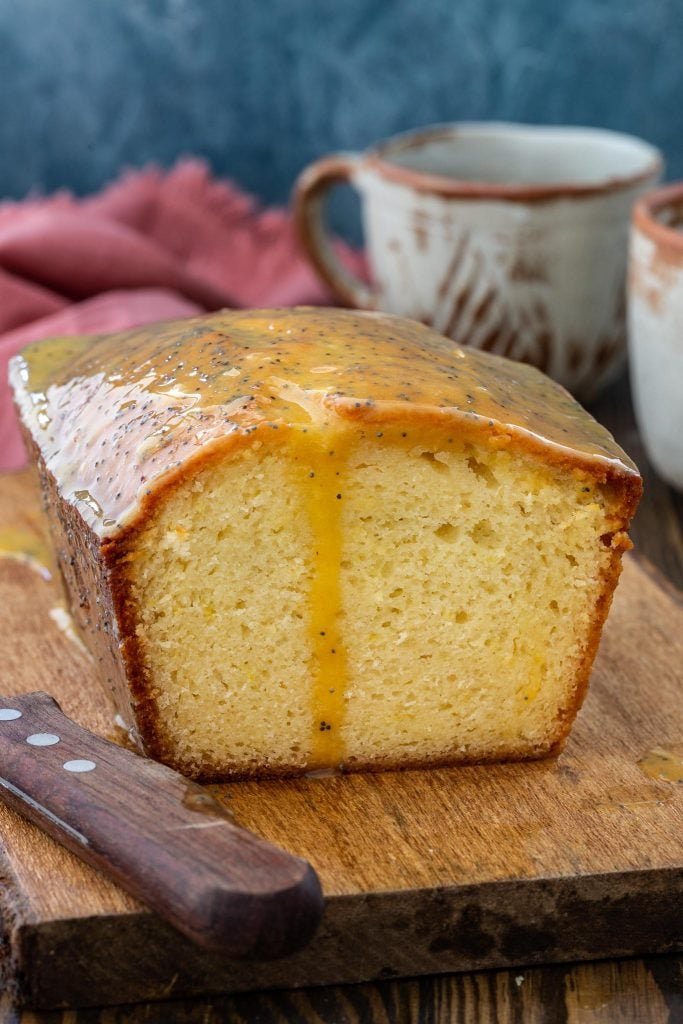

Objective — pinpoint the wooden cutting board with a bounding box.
[0,470,681,1012]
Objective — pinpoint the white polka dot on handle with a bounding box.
[27,733,60,746]
[0,709,22,721]
[63,759,96,773]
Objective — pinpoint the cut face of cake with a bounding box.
[10,308,641,780]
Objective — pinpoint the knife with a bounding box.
[0,691,323,959]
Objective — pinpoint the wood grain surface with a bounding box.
[2,956,682,1024]
[1,373,682,1023]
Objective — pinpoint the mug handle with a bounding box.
[293,153,376,309]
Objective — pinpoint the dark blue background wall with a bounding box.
[0,0,681,207]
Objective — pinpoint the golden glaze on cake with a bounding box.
[11,307,637,539]
[10,309,642,780]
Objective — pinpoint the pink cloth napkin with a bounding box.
[0,160,364,471]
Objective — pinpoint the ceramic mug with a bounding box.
[294,123,661,399]
[629,183,683,490]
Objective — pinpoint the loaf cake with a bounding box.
[10,308,641,780]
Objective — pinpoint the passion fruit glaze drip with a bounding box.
[10,306,637,539]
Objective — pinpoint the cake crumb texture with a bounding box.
[132,426,632,778]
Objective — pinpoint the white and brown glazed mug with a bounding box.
[629,183,683,490]
[294,123,661,399]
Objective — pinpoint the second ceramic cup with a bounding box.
[294,123,661,399]
[629,183,683,490]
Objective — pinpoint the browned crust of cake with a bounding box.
[21,433,144,742]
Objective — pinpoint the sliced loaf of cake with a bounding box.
[10,308,641,779]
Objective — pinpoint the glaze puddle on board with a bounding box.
[0,528,53,580]
[638,747,683,784]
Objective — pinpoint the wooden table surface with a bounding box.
[5,372,683,1024]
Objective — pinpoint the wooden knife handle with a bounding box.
[0,692,323,958]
